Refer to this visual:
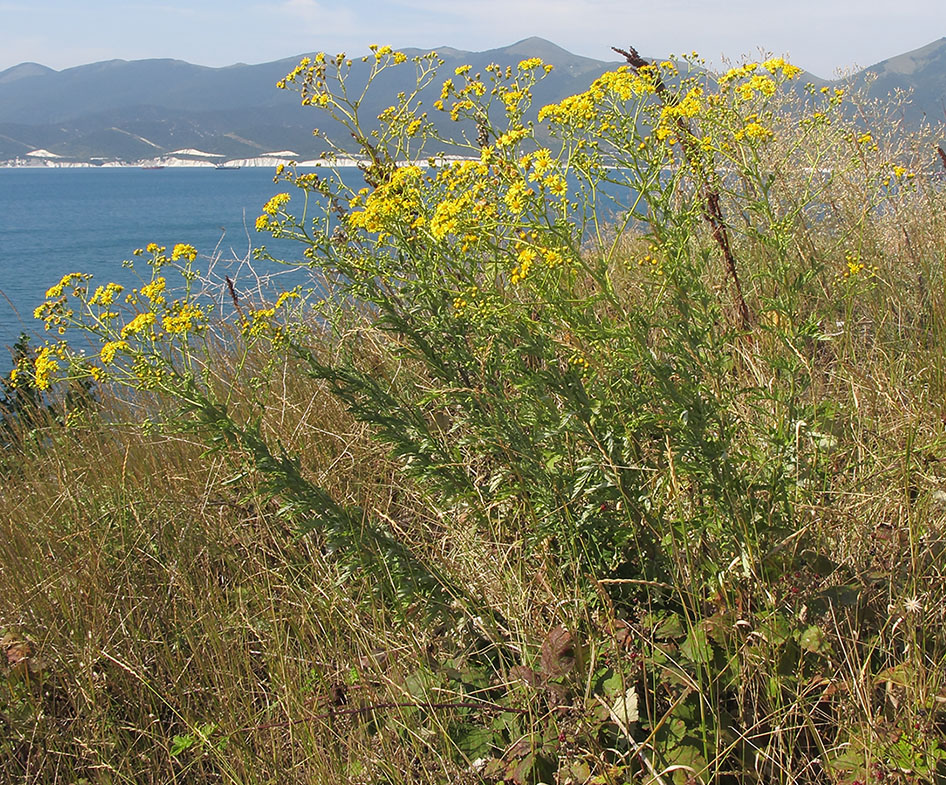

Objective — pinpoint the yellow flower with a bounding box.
[430,197,465,241]
[735,121,773,142]
[45,272,87,299]
[749,74,776,97]
[543,174,568,196]
[162,303,205,334]
[275,290,301,309]
[496,127,529,148]
[511,246,537,284]
[33,345,64,391]
[504,180,533,214]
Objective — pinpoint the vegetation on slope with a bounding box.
[3,44,946,784]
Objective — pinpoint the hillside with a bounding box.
[0,36,944,163]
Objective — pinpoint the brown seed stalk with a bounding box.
[612,45,752,330]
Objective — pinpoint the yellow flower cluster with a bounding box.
[635,252,665,276]
[171,243,197,262]
[510,236,569,285]
[429,161,499,241]
[518,58,552,72]
[568,350,591,373]
[430,197,465,241]
[275,290,301,309]
[734,74,777,101]
[719,58,801,93]
[44,272,91,300]
[239,290,301,339]
[121,312,156,339]
[594,67,657,101]
[495,127,530,148]
[33,343,67,391]
[35,273,93,333]
[734,116,774,142]
[511,247,536,284]
[504,180,534,214]
[139,277,167,305]
[538,92,597,127]
[452,284,478,318]
[100,340,129,365]
[538,65,659,130]
[368,44,407,64]
[162,303,206,335]
[348,166,425,236]
[89,282,124,307]
[762,57,802,79]
[257,192,292,231]
[33,299,72,334]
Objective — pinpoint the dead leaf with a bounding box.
[540,625,575,679]
[509,665,542,688]
[3,633,34,667]
[609,687,639,727]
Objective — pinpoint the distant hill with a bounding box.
[0,36,943,163]
[852,36,946,124]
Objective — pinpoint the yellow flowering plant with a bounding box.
[14,40,946,782]
[25,42,921,584]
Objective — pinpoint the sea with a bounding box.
[0,165,635,376]
[0,166,359,374]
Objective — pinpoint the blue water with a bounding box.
[0,166,639,374]
[0,167,356,371]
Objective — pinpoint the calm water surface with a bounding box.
[0,166,634,374]
[0,167,353,371]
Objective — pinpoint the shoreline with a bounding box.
[0,154,477,170]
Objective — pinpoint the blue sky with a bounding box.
[1,0,943,79]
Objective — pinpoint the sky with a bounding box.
[0,0,944,79]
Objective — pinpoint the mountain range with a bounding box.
[0,36,943,164]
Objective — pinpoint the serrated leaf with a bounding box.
[453,723,494,759]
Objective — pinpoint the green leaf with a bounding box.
[453,723,494,760]
[170,734,194,757]
[799,624,829,654]
[680,626,713,665]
